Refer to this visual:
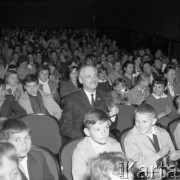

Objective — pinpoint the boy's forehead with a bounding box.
[10,130,30,138]
[89,121,109,129]
[135,112,154,120]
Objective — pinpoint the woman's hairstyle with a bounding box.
[0,141,19,167]
[0,118,30,141]
[5,70,18,84]
[37,65,50,76]
[86,152,132,180]
[83,109,109,129]
[173,95,180,110]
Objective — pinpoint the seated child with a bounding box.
[0,141,22,180]
[85,152,133,180]
[146,77,177,128]
[129,72,150,105]
[5,70,24,101]
[0,118,54,180]
[38,65,60,103]
[18,74,62,120]
[72,108,122,180]
[0,78,26,118]
[97,67,112,92]
[110,77,132,105]
[124,103,180,179]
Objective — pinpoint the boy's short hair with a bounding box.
[0,141,19,166]
[23,74,39,85]
[0,78,6,89]
[135,103,155,117]
[113,77,126,88]
[86,152,131,180]
[152,77,167,88]
[37,65,50,76]
[0,118,30,141]
[83,109,109,129]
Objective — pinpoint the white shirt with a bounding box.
[19,156,30,180]
[84,89,96,105]
[145,126,156,141]
[39,79,51,94]
[89,137,105,154]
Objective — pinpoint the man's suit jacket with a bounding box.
[60,80,78,99]
[167,81,180,98]
[18,90,62,120]
[72,137,122,180]
[60,89,107,139]
[20,150,54,180]
[124,126,175,169]
[129,85,149,105]
[0,95,26,118]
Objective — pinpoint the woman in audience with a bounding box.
[145,77,177,128]
[60,66,79,99]
[129,72,150,105]
[0,142,22,180]
[5,70,24,101]
[122,61,134,89]
[164,66,180,99]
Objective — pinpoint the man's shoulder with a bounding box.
[28,149,45,162]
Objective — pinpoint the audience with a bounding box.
[0,141,22,180]
[18,74,62,120]
[72,108,122,180]
[0,79,26,118]
[0,118,54,180]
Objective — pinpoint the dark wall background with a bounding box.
[0,0,180,57]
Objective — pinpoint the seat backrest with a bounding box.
[116,104,136,132]
[120,127,132,152]
[59,137,83,180]
[167,118,180,149]
[31,145,60,180]
[21,115,62,154]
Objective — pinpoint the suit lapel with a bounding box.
[95,90,104,107]
[80,90,92,109]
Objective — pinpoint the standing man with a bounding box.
[60,65,118,140]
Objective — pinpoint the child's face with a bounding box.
[20,61,28,67]
[125,64,134,75]
[143,64,152,75]
[115,83,126,95]
[8,131,31,160]
[165,69,176,83]
[39,70,49,82]
[7,74,18,86]
[0,156,22,180]
[154,60,162,69]
[86,121,109,145]
[142,78,150,88]
[153,83,164,96]
[135,113,156,135]
[24,82,39,96]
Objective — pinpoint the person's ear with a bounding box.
[84,128,90,137]
[152,117,157,125]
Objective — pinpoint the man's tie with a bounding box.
[91,94,95,107]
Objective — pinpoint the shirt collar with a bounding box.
[145,126,156,136]
[152,93,167,99]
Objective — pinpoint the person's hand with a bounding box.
[165,105,171,116]
[157,145,170,160]
[169,150,180,161]
[109,105,119,117]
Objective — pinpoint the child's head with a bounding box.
[0,118,31,161]
[113,78,127,95]
[0,141,21,180]
[0,79,6,101]
[38,65,50,82]
[142,61,153,75]
[18,55,28,67]
[98,67,107,80]
[135,104,156,135]
[113,61,122,73]
[154,58,162,70]
[83,109,110,145]
[5,70,19,86]
[123,61,134,75]
[164,66,176,83]
[152,77,167,96]
[136,72,150,88]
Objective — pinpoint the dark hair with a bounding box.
[37,65,50,77]
[123,61,134,70]
[83,109,109,129]
[5,70,18,84]
[135,72,150,85]
[67,66,79,79]
[113,78,126,88]
[0,78,6,88]
[7,65,17,71]
[23,74,38,85]
[0,118,30,141]
[0,142,19,167]
[152,77,167,88]
[141,61,153,69]
[164,66,176,75]
[135,103,155,117]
